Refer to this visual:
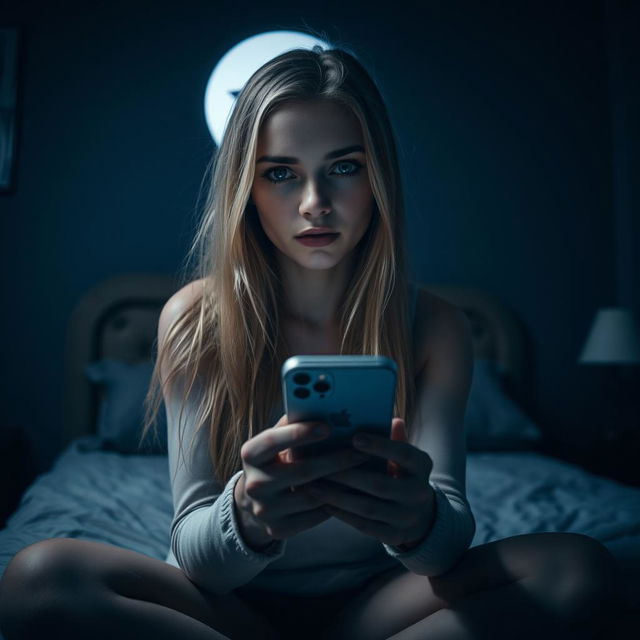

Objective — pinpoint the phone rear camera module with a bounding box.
[293,372,311,385]
[314,380,330,393]
[294,387,310,399]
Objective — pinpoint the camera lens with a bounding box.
[293,372,311,385]
[294,387,310,399]
[314,380,330,393]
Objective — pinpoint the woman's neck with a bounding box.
[279,256,355,331]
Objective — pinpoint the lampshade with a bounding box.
[579,307,640,364]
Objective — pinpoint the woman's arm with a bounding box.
[159,283,286,596]
[382,295,476,575]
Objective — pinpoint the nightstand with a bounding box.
[0,425,35,528]
[539,427,640,488]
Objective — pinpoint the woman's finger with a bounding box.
[276,447,295,465]
[351,433,430,477]
[323,504,407,547]
[241,421,330,466]
[319,468,425,504]
[242,446,370,499]
[390,418,409,443]
[249,482,329,520]
[303,480,407,526]
[388,458,402,478]
[320,503,405,546]
[261,448,371,493]
[263,504,334,539]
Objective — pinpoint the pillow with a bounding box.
[83,359,168,454]
[464,357,542,451]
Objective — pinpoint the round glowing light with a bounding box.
[204,30,332,147]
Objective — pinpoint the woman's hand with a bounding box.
[235,413,372,543]
[300,418,437,551]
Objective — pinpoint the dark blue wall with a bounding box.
[0,0,635,475]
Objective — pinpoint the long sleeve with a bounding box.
[381,298,477,576]
[166,394,287,595]
[382,475,476,576]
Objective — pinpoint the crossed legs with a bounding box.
[0,532,630,639]
[323,532,627,640]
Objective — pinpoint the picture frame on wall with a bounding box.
[0,27,20,193]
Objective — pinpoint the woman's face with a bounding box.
[250,99,375,271]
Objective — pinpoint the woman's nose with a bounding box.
[299,180,331,217]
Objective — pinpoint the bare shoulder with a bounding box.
[158,278,207,347]
[413,286,474,377]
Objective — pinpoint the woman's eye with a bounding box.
[262,160,363,184]
[263,166,294,183]
[332,160,363,176]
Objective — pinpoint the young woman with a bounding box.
[0,46,626,640]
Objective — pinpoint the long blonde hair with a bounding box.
[142,45,417,486]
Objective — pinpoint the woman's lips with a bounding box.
[295,233,339,247]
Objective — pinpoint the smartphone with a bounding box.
[281,355,398,474]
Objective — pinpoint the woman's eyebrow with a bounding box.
[255,144,365,164]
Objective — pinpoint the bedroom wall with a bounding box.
[0,0,634,476]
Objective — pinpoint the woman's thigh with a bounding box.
[0,537,278,639]
[323,532,624,640]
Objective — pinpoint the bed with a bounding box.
[1,272,638,637]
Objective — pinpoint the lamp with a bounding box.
[578,307,640,438]
[579,308,640,365]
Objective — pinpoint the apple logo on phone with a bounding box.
[329,409,352,428]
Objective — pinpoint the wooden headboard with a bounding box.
[63,273,532,445]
